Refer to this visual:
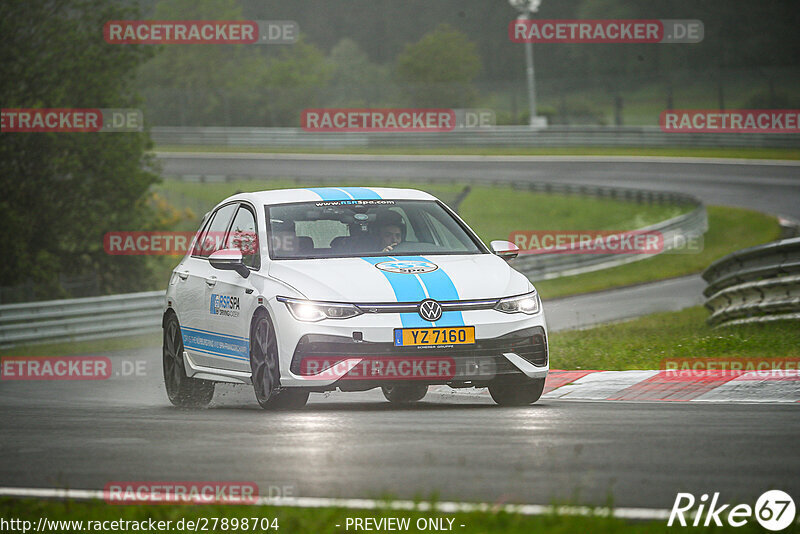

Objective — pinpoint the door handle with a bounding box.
[178,271,189,280]
[205,276,217,287]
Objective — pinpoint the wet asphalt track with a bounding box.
[1,156,798,509]
[1,358,799,509]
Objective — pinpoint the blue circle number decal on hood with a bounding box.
[375,260,438,274]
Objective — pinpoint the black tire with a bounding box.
[162,314,214,408]
[250,311,308,410]
[382,384,428,403]
[488,377,545,406]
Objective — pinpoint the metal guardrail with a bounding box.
[151,126,799,149]
[702,237,800,327]
[0,180,706,348]
[0,291,164,349]
[512,204,706,280]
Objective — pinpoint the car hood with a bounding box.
[268,254,532,303]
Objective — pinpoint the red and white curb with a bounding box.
[432,369,800,403]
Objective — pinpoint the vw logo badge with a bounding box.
[418,299,443,322]
[375,260,438,274]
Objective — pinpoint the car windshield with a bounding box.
[265,199,485,259]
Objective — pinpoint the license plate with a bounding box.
[393,327,475,346]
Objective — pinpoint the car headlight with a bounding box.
[494,291,540,315]
[277,297,362,322]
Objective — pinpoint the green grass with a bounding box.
[459,187,685,241]
[550,306,800,371]
[156,180,778,301]
[2,498,792,533]
[0,333,160,358]
[2,197,776,358]
[0,183,702,358]
[155,179,685,236]
[535,206,781,299]
[153,179,467,232]
[153,179,688,287]
[154,145,800,160]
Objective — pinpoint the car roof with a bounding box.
[218,187,439,207]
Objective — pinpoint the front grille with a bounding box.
[290,326,547,379]
[355,298,498,314]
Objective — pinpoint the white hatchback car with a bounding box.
[163,187,549,409]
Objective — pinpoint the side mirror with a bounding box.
[209,248,250,278]
[490,240,519,261]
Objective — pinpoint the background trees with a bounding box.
[396,24,481,108]
[134,0,799,126]
[2,0,797,300]
[0,0,160,299]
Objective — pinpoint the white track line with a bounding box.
[0,486,671,521]
[153,151,800,166]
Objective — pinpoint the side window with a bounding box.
[193,203,237,258]
[227,205,259,269]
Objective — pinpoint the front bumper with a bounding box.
[278,324,548,390]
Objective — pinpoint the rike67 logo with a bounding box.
[669,490,796,531]
[210,294,240,317]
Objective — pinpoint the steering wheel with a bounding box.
[386,241,414,253]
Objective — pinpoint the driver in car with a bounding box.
[373,210,406,252]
